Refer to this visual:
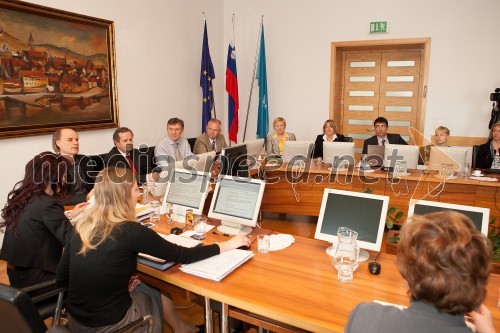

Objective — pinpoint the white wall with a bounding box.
[223,0,500,142]
[1,0,500,237]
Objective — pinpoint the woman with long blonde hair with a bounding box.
[57,167,250,333]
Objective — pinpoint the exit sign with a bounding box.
[370,21,388,33]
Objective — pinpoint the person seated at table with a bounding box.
[420,126,450,164]
[0,152,86,292]
[56,167,250,333]
[476,121,500,169]
[362,117,407,154]
[266,117,296,155]
[345,211,495,333]
[193,118,228,154]
[312,119,346,159]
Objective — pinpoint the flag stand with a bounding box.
[242,16,264,142]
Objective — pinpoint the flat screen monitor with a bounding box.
[243,138,264,169]
[221,144,248,177]
[407,199,489,236]
[208,175,266,235]
[428,146,468,172]
[323,142,355,169]
[176,151,216,172]
[315,189,389,261]
[282,141,314,163]
[162,169,210,220]
[383,144,419,170]
[366,145,385,166]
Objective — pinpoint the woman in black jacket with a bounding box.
[312,119,346,159]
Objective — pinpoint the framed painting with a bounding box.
[0,0,118,139]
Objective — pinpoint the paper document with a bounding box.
[180,249,253,281]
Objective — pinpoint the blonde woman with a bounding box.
[420,126,450,164]
[476,121,500,169]
[56,167,250,333]
[266,117,296,155]
[312,119,346,158]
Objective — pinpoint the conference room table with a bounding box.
[137,219,500,333]
[258,162,500,218]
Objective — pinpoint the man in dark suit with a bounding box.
[193,118,228,154]
[362,117,407,154]
[52,128,94,205]
[104,127,158,184]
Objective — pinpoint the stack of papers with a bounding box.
[269,234,295,251]
[180,249,254,281]
[136,203,152,221]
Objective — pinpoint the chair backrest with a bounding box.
[472,145,480,169]
[187,137,197,152]
[344,136,354,142]
[0,283,47,333]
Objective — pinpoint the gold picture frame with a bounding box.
[0,0,118,139]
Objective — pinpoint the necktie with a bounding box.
[175,144,182,161]
[211,140,216,152]
[382,139,386,146]
[126,155,138,176]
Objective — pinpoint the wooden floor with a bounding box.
[0,212,315,332]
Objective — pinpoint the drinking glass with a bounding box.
[165,203,174,225]
[150,200,160,222]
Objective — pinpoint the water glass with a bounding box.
[165,203,174,225]
[146,181,155,195]
[149,200,160,222]
[257,234,270,253]
[194,218,208,233]
[337,256,354,283]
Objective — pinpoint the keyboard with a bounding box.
[159,233,202,248]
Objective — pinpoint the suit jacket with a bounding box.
[312,134,346,158]
[0,193,72,274]
[193,133,228,154]
[266,132,297,155]
[104,147,155,184]
[345,301,472,333]
[476,140,493,169]
[61,154,95,205]
[362,133,407,154]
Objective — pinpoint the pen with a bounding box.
[212,231,230,237]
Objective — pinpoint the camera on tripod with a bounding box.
[491,88,500,102]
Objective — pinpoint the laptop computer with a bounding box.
[366,145,385,166]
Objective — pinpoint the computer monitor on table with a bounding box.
[282,141,314,163]
[315,189,389,261]
[407,199,489,236]
[208,175,266,235]
[221,144,248,177]
[243,138,264,169]
[428,146,468,172]
[383,144,419,171]
[176,151,216,172]
[323,142,355,169]
[366,145,385,166]
[162,169,211,220]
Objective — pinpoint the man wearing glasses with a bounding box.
[154,117,193,167]
[193,118,228,154]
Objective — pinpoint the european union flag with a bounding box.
[256,23,269,139]
[200,20,215,132]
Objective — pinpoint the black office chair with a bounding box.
[344,136,354,142]
[472,145,480,169]
[0,282,153,333]
[187,137,197,152]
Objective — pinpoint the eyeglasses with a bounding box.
[206,127,220,132]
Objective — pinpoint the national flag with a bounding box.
[226,41,239,144]
[256,23,269,139]
[200,20,215,132]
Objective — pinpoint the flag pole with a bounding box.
[242,15,264,142]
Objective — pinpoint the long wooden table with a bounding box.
[259,163,500,218]
[137,221,500,332]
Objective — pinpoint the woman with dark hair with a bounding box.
[345,211,495,333]
[312,119,346,159]
[56,167,250,333]
[476,121,500,169]
[0,152,86,290]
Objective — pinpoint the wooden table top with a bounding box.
[138,220,500,333]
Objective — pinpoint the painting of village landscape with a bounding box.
[0,1,118,139]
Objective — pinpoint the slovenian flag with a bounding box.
[226,41,239,144]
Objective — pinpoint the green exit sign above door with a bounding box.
[370,21,388,33]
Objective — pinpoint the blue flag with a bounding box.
[256,23,269,139]
[200,20,215,132]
